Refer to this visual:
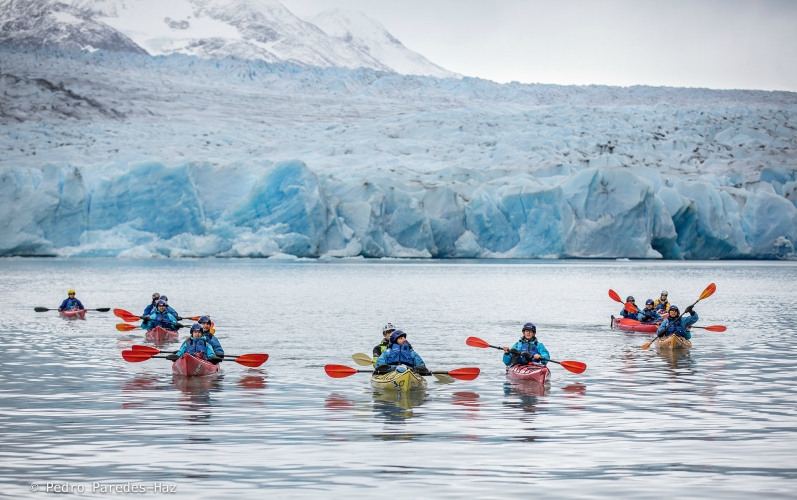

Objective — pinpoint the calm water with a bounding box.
[1,259,796,499]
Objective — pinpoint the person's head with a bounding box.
[382,322,396,338]
[68,289,76,297]
[151,293,160,302]
[198,315,211,332]
[668,305,679,319]
[156,299,167,311]
[626,296,635,304]
[190,323,203,338]
[660,291,668,301]
[160,295,168,303]
[521,322,536,340]
[389,330,407,345]
[645,299,655,310]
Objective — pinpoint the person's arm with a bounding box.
[412,351,425,367]
[376,350,389,367]
[656,320,668,337]
[58,299,67,311]
[76,299,85,310]
[175,343,187,357]
[537,343,550,365]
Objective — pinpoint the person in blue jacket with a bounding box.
[502,322,550,366]
[144,300,177,331]
[198,315,223,356]
[656,305,699,339]
[172,324,218,362]
[376,330,425,369]
[158,295,180,320]
[638,299,662,324]
[620,296,638,319]
[58,289,85,312]
[142,293,160,317]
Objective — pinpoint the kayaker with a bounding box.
[58,289,85,312]
[142,292,160,317]
[502,323,549,366]
[198,315,223,356]
[620,296,637,319]
[375,330,425,369]
[638,299,661,324]
[372,323,396,365]
[171,323,219,362]
[145,300,178,331]
[653,291,670,313]
[158,295,180,320]
[656,305,699,340]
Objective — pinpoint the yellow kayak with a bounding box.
[655,334,692,350]
[370,366,428,392]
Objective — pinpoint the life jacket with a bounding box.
[63,298,79,310]
[654,300,670,311]
[385,343,416,366]
[184,337,209,359]
[150,311,175,330]
[663,317,688,337]
[640,308,659,323]
[514,338,540,365]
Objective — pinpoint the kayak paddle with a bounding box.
[324,364,480,381]
[351,353,455,383]
[620,317,725,332]
[465,336,587,374]
[35,307,110,312]
[116,322,190,332]
[123,348,268,367]
[608,289,638,313]
[115,308,201,323]
[642,283,717,349]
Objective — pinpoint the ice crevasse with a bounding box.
[2,159,795,259]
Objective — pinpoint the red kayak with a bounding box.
[506,363,551,384]
[172,354,220,377]
[612,316,658,333]
[145,326,180,343]
[60,309,86,319]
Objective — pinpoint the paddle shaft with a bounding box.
[489,343,566,366]
[36,307,108,312]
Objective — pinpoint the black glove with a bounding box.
[657,332,666,338]
[176,316,183,321]
[684,305,695,316]
[165,354,179,361]
[209,356,222,365]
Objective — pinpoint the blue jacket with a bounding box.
[376,343,425,367]
[176,336,216,359]
[204,333,224,355]
[638,307,661,324]
[165,306,179,318]
[657,312,699,339]
[143,302,158,317]
[145,310,177,330]
[620,307,637,319]
[59,298,84,310]
[503,338,550,366]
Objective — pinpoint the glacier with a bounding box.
[1,48,796,259]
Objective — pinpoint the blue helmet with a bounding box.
[522,322,536,333]
[190,323,202,333]
[160,295,168,302]
[626,296,635,302]
[156,300,166,307]
[668,305,680,313]
[389,330,407,344]
[645,299,654,306]
[198,315,211,324]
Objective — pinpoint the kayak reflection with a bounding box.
[172,374,222,425]
[503,381,548,430]
[656,346,695,372]
[371,389,426,424]
[452,391,481,416]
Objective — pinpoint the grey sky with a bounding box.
[281,0,797,92]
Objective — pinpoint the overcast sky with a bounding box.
[281,0,797,92]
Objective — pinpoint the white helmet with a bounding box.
[382,323,396,334]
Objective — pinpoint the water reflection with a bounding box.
[172,375,222,425]
[372,390,426,424]
[656,345,694,371]
[236,373,268,390]
[503,381,547,433]
[452,391,481,417]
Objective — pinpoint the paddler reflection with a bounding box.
[172,373,222,425]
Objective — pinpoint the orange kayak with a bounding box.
[145,326,179,344]
[612,316,658,333]
[506,363,551,384]
[60,309,86,319]
[172,353,220,377]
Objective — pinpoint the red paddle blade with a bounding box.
[447,367,480,381]
[114,308,140,322]
[324,364,358,378]
[233,354,269,367]
[699,283,717,301]
[624,302,638,313]
[559,360,587,374]
[704,325,726,332]
[608,289,623,303]
[185,315,200,321]
[465,336,490,348]
[116,323,139,332]
[619,318,642,326]
[121,350,153,363]
[131,345,160,355]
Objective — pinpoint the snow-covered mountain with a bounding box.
[308,8,458,79]
[0,0,458,76]
[2,48,796,260]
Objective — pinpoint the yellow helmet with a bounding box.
[68,289,76,294]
